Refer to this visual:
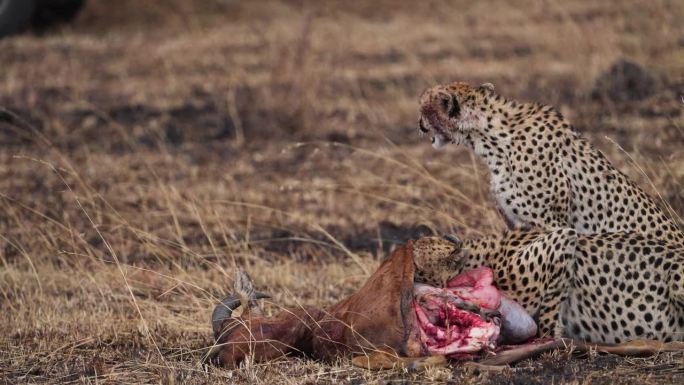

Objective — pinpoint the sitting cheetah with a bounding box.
[412,231,684,344]
[418,82,683,245]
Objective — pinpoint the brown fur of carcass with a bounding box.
[211,241,425,368]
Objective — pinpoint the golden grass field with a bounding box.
[1,0,683,383]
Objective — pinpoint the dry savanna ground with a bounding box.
[1,1,683,384]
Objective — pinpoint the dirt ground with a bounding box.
[1,1,683,384]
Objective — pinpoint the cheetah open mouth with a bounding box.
[431,133,450,149]
[419,117,453,149]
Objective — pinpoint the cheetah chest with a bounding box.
[489,171,528,229]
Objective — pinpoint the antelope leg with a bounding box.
[573,339,684,356]
[479,338,684,366]
[352,351,447,370]
[478,339,566,366]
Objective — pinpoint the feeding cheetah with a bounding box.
[411,231,684,344]
[418,81,683,245]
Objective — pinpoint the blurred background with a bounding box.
[1,1,683,383]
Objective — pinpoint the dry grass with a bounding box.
[1,0,683,383]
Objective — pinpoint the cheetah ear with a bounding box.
[479,83,495,92]
[442,234,462,247]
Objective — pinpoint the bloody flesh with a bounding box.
[211,243,540,368]
[414,266,537,356]
[414,284,500,355]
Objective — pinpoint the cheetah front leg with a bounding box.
[488,229,578,338]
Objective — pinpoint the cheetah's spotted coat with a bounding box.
[414,82,684,343]
[418,82,683,245]
[412,232,684,344]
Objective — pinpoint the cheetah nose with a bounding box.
[419,119,429,134]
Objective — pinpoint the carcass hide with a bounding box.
[210,241,535,368]
[209,240,684,369]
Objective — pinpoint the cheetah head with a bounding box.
[413,235,466,286]
[418,82,494,149]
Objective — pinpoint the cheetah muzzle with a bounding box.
[418,82,493,150]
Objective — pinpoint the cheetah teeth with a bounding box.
[432,135,447,149]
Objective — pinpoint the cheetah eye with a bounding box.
[447,97,460,119]
[440,96,450,110]
[443,234,462,246]
[419,119,429,133]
